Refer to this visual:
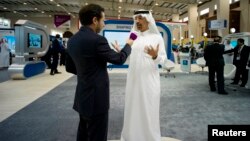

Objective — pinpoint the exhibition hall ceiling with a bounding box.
[0,0,209,20]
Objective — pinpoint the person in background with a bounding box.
[67,4,133,141]
[224,38,250,87]
[0,38,10,67]
[50,34,62,75]
[204,36,228,95]
[59,40,66,66]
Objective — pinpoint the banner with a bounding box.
[54,15,71,28]
[208,19,227,30]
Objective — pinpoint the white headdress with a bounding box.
[131,9,160,35]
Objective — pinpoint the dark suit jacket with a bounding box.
[67,26,131,117]
[51,39,61,54]
[224,45,250,67]
[204,43,225,66]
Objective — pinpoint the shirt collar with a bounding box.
[139,29,150,36]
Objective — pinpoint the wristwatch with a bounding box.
[152,55,158,60]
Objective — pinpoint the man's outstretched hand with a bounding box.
[111,40,121,52]
[144,44,159,59]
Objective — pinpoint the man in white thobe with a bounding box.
[120,10,166,141]
[223,39,233,64]
[0,38,10,68]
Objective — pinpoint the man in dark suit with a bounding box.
[204,36,228,95]
[224,38,250,87]
[67,4,133,141]
[50,34,62,75]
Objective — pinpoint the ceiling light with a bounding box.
[49,15,52,17]
[24,15,27,17]
[155,2,159,6]
[13,11,17,13]
[85,3,88,5]
[57,4,60,6]
[50,0,53,1]
[119,6,122,9]
[34,8,38,10]
[3,7,7,10]
[230,28,236,33]
[41,11,45,13]
[68,13,71,15]
[119,0,122,2]
[118,10,121,13]
[23,2,27,5]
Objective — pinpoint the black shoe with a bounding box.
[54,71,62,74]
[50,72,54,75]
[218,91,228,95]
[240,84,245,87]
[210,88,216,92]
[230,82,238,85]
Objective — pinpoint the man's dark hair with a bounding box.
[79,4,104,26]
[214,36,222,43]
[237,38,244,44]
[55,34,60,38]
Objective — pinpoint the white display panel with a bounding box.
[103,30,130,49]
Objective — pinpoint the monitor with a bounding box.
[0,29,15,54]
[103,30,130,49]
[28,33,42,48]
[230,40,237,48]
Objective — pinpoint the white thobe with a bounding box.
[223,44,233,64]
[0,42,9,68]
[121,30,166,141]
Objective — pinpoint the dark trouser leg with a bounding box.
[88,113,108,141]
[233,65,241,84]
[51,54,59,74]
[216,65,225,93]
[241,68,249,86]
[77,113,108,141]
[208,66,216,90]
[45,55,51,68]
[77,115,88,141]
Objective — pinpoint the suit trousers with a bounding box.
[234,64,249,86]
[51,53,59,73]
[77,112,108,141]
[208,64,225,92]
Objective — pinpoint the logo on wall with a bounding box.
[54,15,71,28]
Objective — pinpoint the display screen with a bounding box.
[103,30,130,49]
[0,29,15,54]
[28,33,42,48]
[230,40,238,48]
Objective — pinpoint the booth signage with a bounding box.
[54,15,71,28]
[208,19,227,30]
